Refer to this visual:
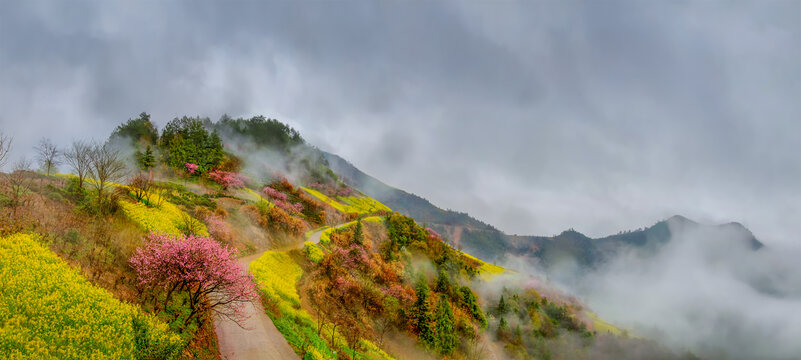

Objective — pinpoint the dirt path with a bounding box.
[214,225,341,359]
[214,253,298,360]
[308,228,326,244]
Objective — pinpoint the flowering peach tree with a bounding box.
[130,233,258,327]
[185,162,199,175]
[207,170,245,189]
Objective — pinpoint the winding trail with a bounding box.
[214,227,331,359]
[214,252,298,360]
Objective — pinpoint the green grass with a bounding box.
[586,312,623,335]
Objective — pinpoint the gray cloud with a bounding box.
[567,220,801,359]
[0,0,799,251]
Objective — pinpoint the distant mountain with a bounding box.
[325,152,764,271]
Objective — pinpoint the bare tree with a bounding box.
[128,173,153,204]
[35,138,61,175]
[3,158,34,228]
[0,132,11,170]
[88,143,127,213]
[63,140,92,188]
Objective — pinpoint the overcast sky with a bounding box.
[1,1,799,247]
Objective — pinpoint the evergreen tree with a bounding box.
[413,277,436,348]
[512,324,523,346]
[498,295,509,315]
[435,268,451,294]
[137,145,156,170]
[160,116,224,174]
[458,286,487,328]
[353,219,364,245]
[497,317,511,341]
[435,294,457,355]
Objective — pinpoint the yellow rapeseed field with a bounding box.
[301,187,391,215]
[0,233,182,359]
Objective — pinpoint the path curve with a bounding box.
[214,253,299,360]
[215,224,343,359]
[307,228,326,244]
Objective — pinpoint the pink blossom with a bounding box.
[129,233,259,325]
[185,163,199,175]
[262,186,287,202]
[205,215,232,241]
[272,198,304,215]
[426,227,442,239]
[208,171,245,189]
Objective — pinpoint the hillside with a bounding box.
[0,114,689,360]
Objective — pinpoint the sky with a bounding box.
[0,1,799,247]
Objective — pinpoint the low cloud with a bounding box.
[562,222,801,359]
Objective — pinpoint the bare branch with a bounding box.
[0,132,11,169]
[88,143,128,213]
[63,140,92,188]
[34,137,61,175]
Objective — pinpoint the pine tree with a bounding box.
[435,268,451,294]
[512,324,523,346]
[353,219,364,245]
[498,294,509,315]
[137,145,155,170]
[497,316,511,341]
[414,277,436,348]
[435,294,457,355]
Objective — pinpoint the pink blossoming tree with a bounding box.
[205,215,232,242]
[207,170,245,189]
[426,227,442,239]
[262,186,287,202]
[130,233,258,327]
[185,162,199,175]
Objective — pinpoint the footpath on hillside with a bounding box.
[213,226,333,360]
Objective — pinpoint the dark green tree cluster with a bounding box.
[160,116,224,174]
[413,277,459,355]
[216,115,304,152]
[457,286,487,327]
[110,112,159,145]
[383,212,427,258]
[413,277,436,348]
[215,115,337,184]
[435,294,457,355]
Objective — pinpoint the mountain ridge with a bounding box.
[325,151,764,268]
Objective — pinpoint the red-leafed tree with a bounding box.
[130,233,259,327]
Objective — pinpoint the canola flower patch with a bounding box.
[303,241,325,263]
[319,216,383,244]
[0,233,182,360]
[301,187,391,215]
[461,251,506,279]
[119,190,209,237]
